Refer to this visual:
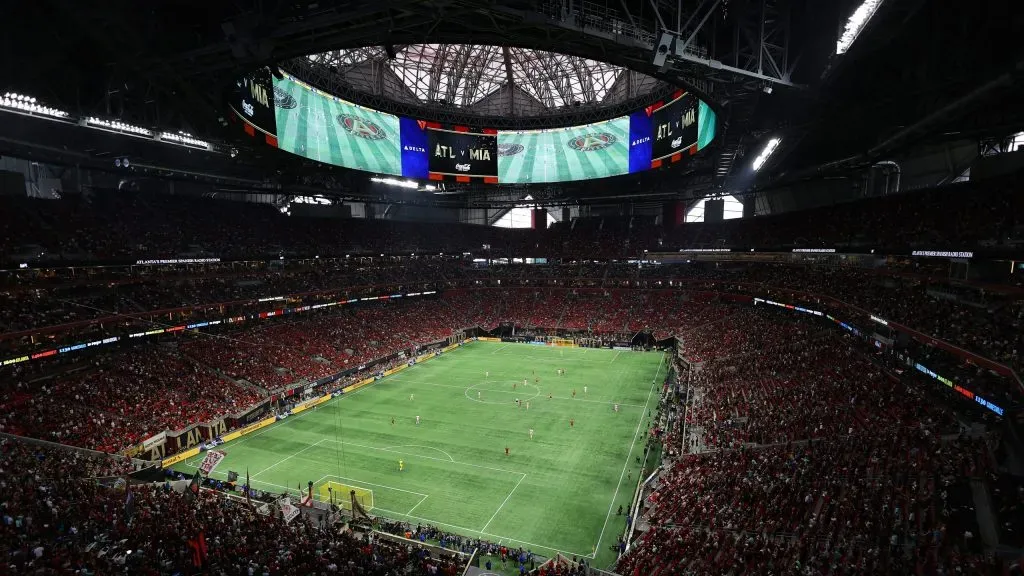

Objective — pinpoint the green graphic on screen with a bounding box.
[497,117,630,184]
[697,101,716,151]
[273,74,402,176]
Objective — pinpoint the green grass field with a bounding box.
[174,341,664,566]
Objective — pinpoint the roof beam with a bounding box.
[503,46,515,115]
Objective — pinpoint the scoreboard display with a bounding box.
[232,68,277,138]
[274,74,404,176]
[650,92,699,163]
[426,126,498,179]
[237,67,719,184]
[497,117,631,183]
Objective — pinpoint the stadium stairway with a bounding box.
[971,478,1000,550]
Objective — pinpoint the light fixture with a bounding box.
[1,93,69,118]
[369,176,420,189]
[160,131,209,148]
[752,138,781,171]
[837,0,884,55]
[88,117,152,136]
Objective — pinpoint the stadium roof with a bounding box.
[303,44,665,116]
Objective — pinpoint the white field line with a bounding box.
[590,354,664,559]
[253,439,326,478]
[312,473,428,497]
[486,354,619,364]
[490,343,512,354]
[407,494,429,516]
[318,438,526,477]
[183,463,304,496]
[199,371,383,459]
[481,473,527,533]
[369,506,592,559]
[387,376,647,409]
[380,444,455,462]
[184,342,661,561]
[611,351,621,363]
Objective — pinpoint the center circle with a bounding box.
[465,380,541,405]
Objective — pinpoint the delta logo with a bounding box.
[567,132,617,152]
[273,87,297,110]
[338,114,388,140]
[631,136,650,147]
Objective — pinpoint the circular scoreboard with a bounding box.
[232,68,718,184]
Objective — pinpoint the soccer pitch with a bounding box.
[174,342,664,566]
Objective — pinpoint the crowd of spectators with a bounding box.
[0,268,1019,451]
[623,431,995,575]
[0,349,261,452]
[685,331,961,448]
[0,436,463,575]
[0,276,1016,574]
[3,174,1024,266]
[6,257,1020,384]
[620,309,1004,575]
[989,472,1024,548]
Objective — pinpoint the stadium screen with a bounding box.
[252,69,718,183]
[427,126,498,179]
[497,117,631,183]
[273,73,404,176]
[232,68,278,138]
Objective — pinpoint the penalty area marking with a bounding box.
[311,474,428,498]
[480,472,526,533]
[406,494,429,516]
[252,439,326,478]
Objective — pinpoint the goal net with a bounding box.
[318,480,374,512]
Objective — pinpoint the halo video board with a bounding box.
[233,69,718,184]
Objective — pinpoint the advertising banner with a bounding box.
[142,431,167,451]
[219,415,276,444]
[161,447,200,468]
[343,377,376,394]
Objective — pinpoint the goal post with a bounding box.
[318,480,374,512]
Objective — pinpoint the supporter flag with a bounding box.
[187,469,202,500]
[245,468,251,508]
[188,531,208,567]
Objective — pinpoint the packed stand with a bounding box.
[0,349,261,452]
[0,435,462,575]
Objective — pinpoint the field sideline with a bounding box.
[173,341,664,566]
